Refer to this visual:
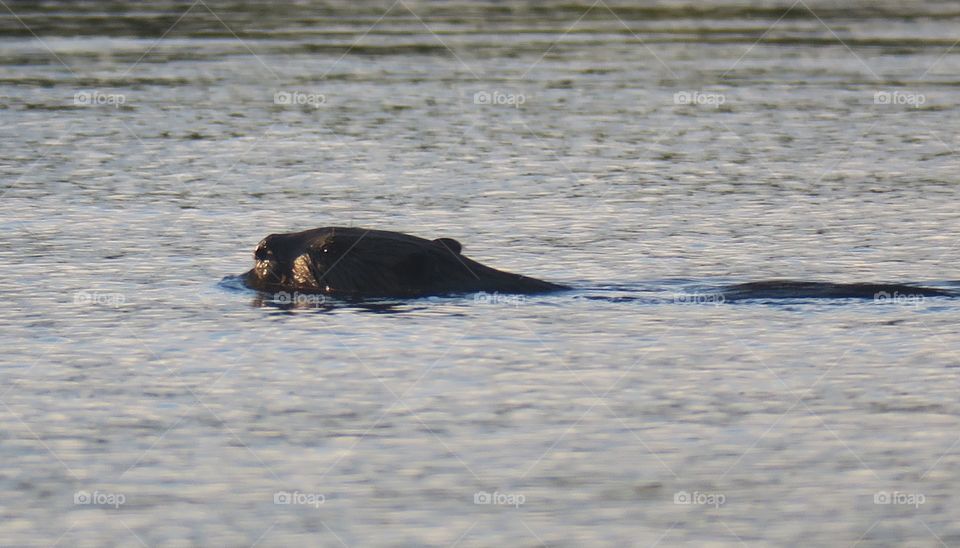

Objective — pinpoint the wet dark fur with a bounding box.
[722,280,951,301]
[242,227,567,297]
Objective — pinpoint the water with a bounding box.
[3,1,960,545]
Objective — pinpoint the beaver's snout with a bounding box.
[254,244,274,262]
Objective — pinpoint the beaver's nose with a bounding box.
[255,245,274,261]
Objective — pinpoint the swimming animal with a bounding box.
[239,227,954,302]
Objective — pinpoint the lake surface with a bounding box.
[3,1,960,545]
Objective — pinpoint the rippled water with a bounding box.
[3,1,960,545]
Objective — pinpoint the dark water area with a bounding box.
[2,1,960,545]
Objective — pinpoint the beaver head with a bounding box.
[245,227,470,296]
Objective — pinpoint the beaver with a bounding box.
[239,227,954,302]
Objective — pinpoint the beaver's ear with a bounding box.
[433,238,462,254]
